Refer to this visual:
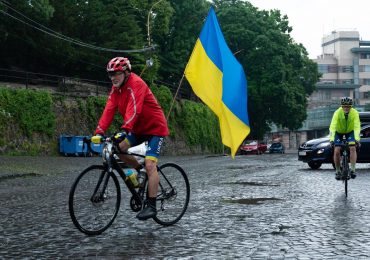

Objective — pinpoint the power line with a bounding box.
[0,1,155,53]
[0,27,105,70]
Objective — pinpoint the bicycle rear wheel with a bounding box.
[153,163,190,226]
[69,165,121,235]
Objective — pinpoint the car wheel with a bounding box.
[308,161,322,170]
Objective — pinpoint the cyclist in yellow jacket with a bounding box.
[329,97,361,180]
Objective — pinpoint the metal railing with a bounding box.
[0,68,112,97]
[0,68,195,100]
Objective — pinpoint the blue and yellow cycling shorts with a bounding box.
[125,133,165,162]
[334,131,356,146]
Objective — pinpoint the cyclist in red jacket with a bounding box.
[95,57,169,220]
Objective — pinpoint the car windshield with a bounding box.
[271,143,281,147]
[244,140,257,145]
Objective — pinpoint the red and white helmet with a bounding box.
[106,57,131,72]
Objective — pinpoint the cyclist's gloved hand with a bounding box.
[356,140,361,148]
[330,141,334,148]
[113,131,126,144]
[92,133,104,144]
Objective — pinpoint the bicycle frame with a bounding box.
[85,136,166,208]
[102,138,146,206]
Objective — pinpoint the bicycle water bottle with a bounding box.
[124,168,139,187]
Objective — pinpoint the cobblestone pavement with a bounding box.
[1,154,370,259]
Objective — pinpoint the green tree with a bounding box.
[0,0,320,142]
[213,0,319,139]
[0,0,55,70]
[156,0,210,86]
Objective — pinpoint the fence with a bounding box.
[0,68,111,97]
[0,68,195,100]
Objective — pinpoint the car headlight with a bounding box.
[316,142,330,148]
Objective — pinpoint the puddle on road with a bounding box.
[227,165,267,170]
[0,172,41,181]
[225,181,279,187]
[221,197,282,205]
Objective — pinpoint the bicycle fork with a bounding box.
[341,151,350,180]
[91,170,112,203]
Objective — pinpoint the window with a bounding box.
[361,126,370,138]
[339,79,354,84]
[318,64,337,73]
[360,65,370,72]
[339,66,353,73]
[361,78,370,85]
[360,53,370,59]
[364,91,370,98]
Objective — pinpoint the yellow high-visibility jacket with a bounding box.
[329,107,361,141]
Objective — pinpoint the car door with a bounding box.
[358,125,370,161]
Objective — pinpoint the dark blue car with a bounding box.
[298,124,370,169]
[269,142,285,154]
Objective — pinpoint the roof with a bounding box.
[351,47,370,53]
[360,112,370,123]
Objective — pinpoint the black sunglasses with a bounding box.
[107,71,123,77]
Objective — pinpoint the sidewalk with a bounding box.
[285,149,298,154]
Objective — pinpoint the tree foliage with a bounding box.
[0,0,319,140]
[213,0,319,138]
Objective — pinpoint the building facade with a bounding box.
[268,30,369,149]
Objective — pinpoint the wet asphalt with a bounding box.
[1,153,370,259]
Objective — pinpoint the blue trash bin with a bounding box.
[59,135,88,156]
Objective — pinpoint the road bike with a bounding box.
[336,136,358,197]
[68,135,190,235]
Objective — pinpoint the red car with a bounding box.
[239,140,267,155]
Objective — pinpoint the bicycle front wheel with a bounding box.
[153,163,190,226]
[69,165,121,235]
[341,155,349,197]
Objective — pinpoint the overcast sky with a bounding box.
[246,0,370,59]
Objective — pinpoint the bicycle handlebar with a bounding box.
[83,135,146,158]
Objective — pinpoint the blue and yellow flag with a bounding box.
[184,7,250,157]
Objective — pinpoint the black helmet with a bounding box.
[341,97,353,106]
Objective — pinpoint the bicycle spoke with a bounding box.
[69,165,121,235]
[153,163,190,226]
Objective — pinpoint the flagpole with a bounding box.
[166,74,185,121]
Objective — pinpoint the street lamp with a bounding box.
[147,0,164,47]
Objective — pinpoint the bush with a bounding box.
[176,100,222,153]
[0,87,55,136]
[0,85,224,155]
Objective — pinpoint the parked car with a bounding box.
[269,142,285,154]
[298,124,370,169]
[239,140,267,155]
[360,111,370,126]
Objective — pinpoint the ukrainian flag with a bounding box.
[184,7,250,157]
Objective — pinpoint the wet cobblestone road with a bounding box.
[1,154,370,259]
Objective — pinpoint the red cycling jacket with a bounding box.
[95,73,169,136]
